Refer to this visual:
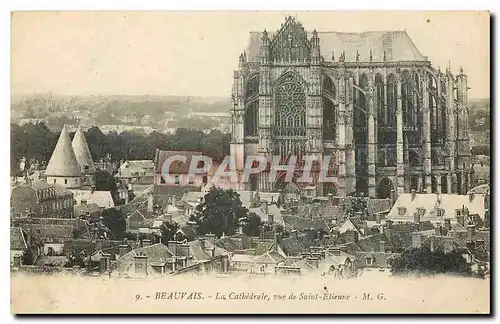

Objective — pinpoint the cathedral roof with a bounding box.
[246,30,427,63]
[45,125,82,177]
[72,126,96,174]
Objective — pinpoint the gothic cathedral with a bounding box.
[230,16,471,198]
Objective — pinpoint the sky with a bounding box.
[11,11,490,99]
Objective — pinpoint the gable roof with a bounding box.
[72,190,115,209]
[112,243,174,276]
[11,227,28,250]
[45,125,81,177]
[386,193,486,222]
[154,150,204,175]
[71,127,96,174]
[246,22,427,63]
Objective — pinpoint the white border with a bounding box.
[2,1,497,323]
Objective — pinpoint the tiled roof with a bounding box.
[10,227,28,250]
[154,150,204,175]
[21,224,74,243]
[387,193,486,221]
[112,243,174,276]
[74,203,101,217]
[72,190,115,209]
[246,23,426,63]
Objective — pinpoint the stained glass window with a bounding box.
[274,74,306,137]
[274,73,306,157]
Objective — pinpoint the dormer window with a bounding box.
[365,256,374,266]
[436,208,444,218]
[455,209,462,217]
[174,175,180,185]
[398,207,407,216]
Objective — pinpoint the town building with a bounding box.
[230,16,471,197]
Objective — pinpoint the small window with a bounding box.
[455,209,462,217]
[84,165,89,172]
[160,176,166,184]
[64,179,68,184]
[53,179,56,184]
[197,161,205,169]
[75,179,78,183]
[174,175,180,185]
[398,207,407,216]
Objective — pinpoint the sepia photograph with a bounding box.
[9,10,491,314]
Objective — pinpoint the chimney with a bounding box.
[379,240,386,253]
[444,218,452,231]
[142,239,152,247]
[411,189,416,201]
[118,244,130,258]
[411,232,422,249]
[430,236,435,252]
[165,213,172,223]
[328,193,334,205]
[179,243,190,257]
[205,233,216,245]
[261,201,268,214]
[13,254,21,268]
[469,192,474,202]
[171,256,177,272]
[273,231,279,252]
[413,212,421,225]
[99,253,111,273]
[268,213,274,224]
[467,224,475,243]
[389,189,396,205]
[344,230,359,244]
[221,254,229,273]
[435,223,443,237]
[198,237,206,249]
[134,254,148,276]
[147,192,154,213]
[168,241,179,256]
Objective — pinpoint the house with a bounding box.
[72,189,115,209]
[154,150,207,187]
[115,160,155,185]
[10,227,43,265]
[11,181,75,219]
[386,192,487,224]
[73,202,101,218]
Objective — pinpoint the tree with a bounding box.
[10,123,26,176]
[242,212,262,237]
[190,187,248,238]
[102,208,126,240]
[390,247,472,276]
[95,170,118,203]
[159,222,180,244]
[344,197,368,219]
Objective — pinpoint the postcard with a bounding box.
[10,10,490,314]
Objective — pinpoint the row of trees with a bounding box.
[10,122,231,176]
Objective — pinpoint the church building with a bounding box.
[230,16,471,198]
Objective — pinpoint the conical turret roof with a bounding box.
[72,126,96,174]
[45,125,82,177]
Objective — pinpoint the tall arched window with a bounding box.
[375,74,385,125]
[244,75,259,137]
[354,73,368,144]
[323,76,336,141]
[401,70,413,125]
[386,74,397,127]
[274,72,307,158]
